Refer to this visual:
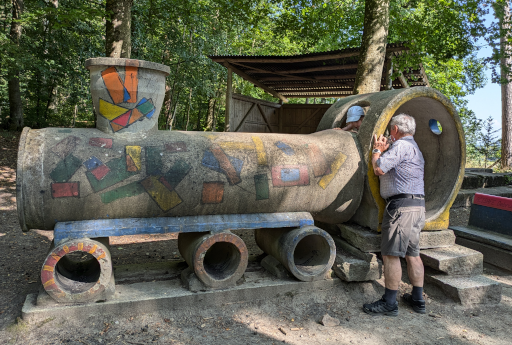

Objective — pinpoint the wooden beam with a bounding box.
[293,108,323,134]
[224,62,288,103]
[418,63,430,87]
[275,88,353,93]
[234,103,256,132]
[283,94,350,98]
[246,64,359,75]
[268,81,354,88]
[225,66,233,131]
[256,103,274,133]
[384,55,393,90]
[258,74,358,82]
[232,93,281,108]
[398,72,410,88]
[278,100,283,132]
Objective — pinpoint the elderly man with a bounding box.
[363,113,426,317]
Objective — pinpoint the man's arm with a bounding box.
[372,134,390,176]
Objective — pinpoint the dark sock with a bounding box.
[384,288,398,305]
[412,286,423,301]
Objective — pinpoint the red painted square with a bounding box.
[90,165,111,180]
[89,137,113,149]
[271,165,309,187]
[202,182,224,204]
[51,182,79,198]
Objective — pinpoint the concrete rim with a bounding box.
[85,57,171,75]
[41,238,112,303]
[16,127,30,232]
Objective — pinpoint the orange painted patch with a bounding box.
[202,182,225,204]
[78,243,83,251]
[88,244,98,254]
[63,245,69,253]
[128,108,144,124]
[97,253,106,260]
[124,61,139,103]
[43,265,54,272]
[43,278,55,288]
[126,155,138,172]
[101,66,125,104]
[111,123,125,132]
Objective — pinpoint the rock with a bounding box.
[333,249,382,282]
[320,314,340,327]
[425,274,502,305]
[420,245,483,275]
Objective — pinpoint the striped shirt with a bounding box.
[376,136,425,199]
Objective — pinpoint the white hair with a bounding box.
[390,114,416,135]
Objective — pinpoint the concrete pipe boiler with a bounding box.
[16,57,465,301]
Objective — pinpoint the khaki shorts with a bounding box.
[381,199,425,257]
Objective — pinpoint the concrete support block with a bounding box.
[450,226,512,252]
[180,267,245,292]
[260,255,291,279]
[426,274,501,305]
[420,245,483,276]
[338,224,455,253]
[455,237,512,272]
[333,252,382,282]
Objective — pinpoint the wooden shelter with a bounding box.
[209,43,429,134]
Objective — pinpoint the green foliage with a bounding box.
[468,116,502,168]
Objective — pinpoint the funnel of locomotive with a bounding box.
[16,58,465,301]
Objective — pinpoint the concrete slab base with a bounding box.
[425,274,502,306]
[420,245,483,276]
[22,264,341,323]
[450,226,512,252]
[337,224,455,252]
[331,236,382,282]
[455,237,512,272]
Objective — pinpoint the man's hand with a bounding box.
[373,134,390,153]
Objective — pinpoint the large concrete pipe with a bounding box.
[177,231,248,288]
[41,238,113,303]
[317,88,465,231]
[255,226,336,281]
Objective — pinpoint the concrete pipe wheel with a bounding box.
[255,226,336,282]
[41,238,112,303]
[178,231,248,289]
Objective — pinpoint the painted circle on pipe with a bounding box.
[192,232,248,288]
[41,238,112,303]
[285,226,336,282]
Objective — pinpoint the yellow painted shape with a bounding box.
[63,245,69,253]
[43,265,54,272]
[145,176,182,211]
[423,207,450,230]
[78,243,83,251]
[97,253,106,260]
[88,244,98,254]
[43,279,55,288]
[51,254,61,261]
[218,142,255,150]
[318,152,347,190]
[99,99,129,120]
[252,136,267,166]
[126,146,142,170]
[201,133,217,140]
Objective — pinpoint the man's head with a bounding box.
[346,106,365,128]
[389,114,416,140]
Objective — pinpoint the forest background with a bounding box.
[0,0,510,168]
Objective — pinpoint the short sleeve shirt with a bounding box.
[376,136,425,199]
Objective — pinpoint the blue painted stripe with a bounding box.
[53,212,314,244]
[275,141,295,156]
[281,168,300,182]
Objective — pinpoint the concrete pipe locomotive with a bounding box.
[16,57,465,301]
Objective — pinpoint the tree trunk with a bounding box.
[498,0,512,168]
[105,0,132,58]
[353,0,390,95]
[8,0,23,130]
[206,98,216,131]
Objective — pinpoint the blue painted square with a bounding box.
[202,150,243,175]
[83,156,103,171]
[145,108,156,119]
[123,87,130,102]
[275,141,295,156]
[281,168,300,182]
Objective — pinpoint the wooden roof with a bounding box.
[209,43,429,102]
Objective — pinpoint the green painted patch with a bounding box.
[137,100,155,115]
[164,159,192,188]
[50,154,82,182]
[254,174,269,200]
[86,156,138,192]
[146,146,163,175]
[100,181,146,204]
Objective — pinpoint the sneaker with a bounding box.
[402,293,426,314]
[362,296,398,316]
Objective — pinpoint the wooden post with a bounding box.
[278,100,283,133]
[384,54,393,90]
[225,67,233,131]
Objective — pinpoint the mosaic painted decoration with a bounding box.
[271,165,309,187]
[202,182,225,204]
[141,175,182,211]
[318,152,347,189]
[89,138,113,148]
[51,182,80,198]
[52,136,80,159]
[202,144,242,185]
[50,154,82,183]
[275,141,295,156]
[254,174,269,200]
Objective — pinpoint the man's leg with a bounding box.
[405,255,424,288]
[382,255,401,305]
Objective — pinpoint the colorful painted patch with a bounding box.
[126,155,138,172]
[112,110,132,127]
[50,154,82,183]
[89,138,113,149]
[202,146,242,185]
[100,181,146,204]
[126,146,142,171]
[101,66,129,104]
[51,182,80,198]
[135,98,156,118]
[252,136,267,166]
[111,123,125,132]
[254,174,269,200]
[271,165,309,187]
[83,156,103,171]
[86,156,138,192]
[141,175,182,211]
[218,142,255,150]
[90,165,111,180]
[163,159,192,189]
[124,61,139,103]
[275,141,295,156]
[202,182,225,204]
[128,108,144,124]
[307,144,330,177]
[52,136,80,159]
[318,152,347,190]
[99,98,129,121]
[165,141,188,153]
[146,146,163,175]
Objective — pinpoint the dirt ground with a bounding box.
[1,132,512,345]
